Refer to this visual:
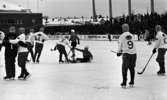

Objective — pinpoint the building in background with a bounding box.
[0,1,42,33]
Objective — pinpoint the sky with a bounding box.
[6,0,167,18]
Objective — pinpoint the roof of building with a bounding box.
[0,1,31,13]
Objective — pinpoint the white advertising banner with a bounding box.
[48,34,138,41]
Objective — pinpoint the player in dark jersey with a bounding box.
[2,26,18,80]
[69,29,80,61]
[144,29,152,45]
[108,33,112,42]
[75,46,93,63]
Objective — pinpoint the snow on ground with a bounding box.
[0,40,167,100]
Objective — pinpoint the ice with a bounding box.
[0,40,167,100]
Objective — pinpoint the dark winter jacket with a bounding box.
[2,32,18,56]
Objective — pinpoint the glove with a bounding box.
[42,39,45,42]
[117,53,122,57]
[0,40,3,44]
[26,42,33,48]
[50,48,54,51]
[152,48,157,54]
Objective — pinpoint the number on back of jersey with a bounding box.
[126,35,134,49]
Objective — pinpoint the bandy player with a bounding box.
[0,31,5,50]
[117,24,137,88]
[0,31,5,44]
[152,25,167,75]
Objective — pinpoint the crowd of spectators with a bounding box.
[45,12,167,40]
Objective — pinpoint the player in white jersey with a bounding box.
[152,25,167,75]
[10,27,31,80]
[27,28,36,62]
[51,36,70,63]
[0,31,5,50]
[34,26,49,63]
[117,24,137,88]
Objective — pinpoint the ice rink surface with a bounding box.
[0,40,167,100]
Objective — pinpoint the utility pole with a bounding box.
[128,0,132,22]
[151,0,155,14]
[92,0,97,22]
[109,0,112,19]
[128,0,131,17]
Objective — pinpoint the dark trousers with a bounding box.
[5,52,17,78]
[71,42,77,58]
[156,48,166,73]
[76,58,90,63]
[34,43,43,62]
[28,47,34,62]
[122,53,137,84]
[18,52,29,76]
[57,44,68,61]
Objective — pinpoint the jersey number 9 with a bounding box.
[127,41,134,49]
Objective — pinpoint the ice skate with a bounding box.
[157,72,166,76]
[71,53,75,58]
[10,77,15,80]
[120,82,126,89]
[24,73,31,80]
[59,60,64,64]
[129,82,134,88]
[36,60,40,63]
[3,76,11,80]
[18,75,24,80]
[64,60,70,64]
[157,70,166,76]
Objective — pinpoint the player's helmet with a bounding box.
[84,46,89,50]
[122,24,129,32]
[155,25,162,32]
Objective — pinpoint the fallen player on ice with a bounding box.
[73,46,93,63]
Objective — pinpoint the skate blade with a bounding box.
[129,85,134,88]
[59,62,70,64]
[157,74,166,76]
[121,86,126,89]
[24,74,31,80]
[18,78,24,80]
[4,78,15,81]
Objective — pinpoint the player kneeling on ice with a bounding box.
[152,25,167,76]
[51,37,70,63]
[117,24,137,88]
[10,27,31,80]
[74,46,93,63]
